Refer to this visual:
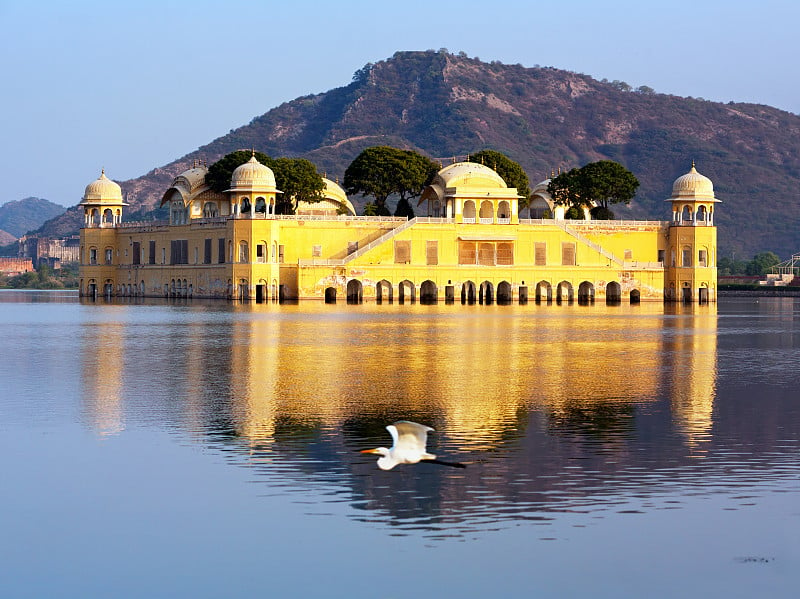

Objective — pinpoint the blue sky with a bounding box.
[1,0,797,207]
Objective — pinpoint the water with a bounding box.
[1,290,798,597]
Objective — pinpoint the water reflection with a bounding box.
[74,300,800,538]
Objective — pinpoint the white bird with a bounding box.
[361,420,465,470]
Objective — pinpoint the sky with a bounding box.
[1,0,797,207]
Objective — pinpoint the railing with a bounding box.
[497,218,511,225]
[479,218,493,224]
[342,217,419,264]
[555,221,625,266]
[462,217,476,224]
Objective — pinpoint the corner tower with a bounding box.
[665,163,720,302]
[79,170,127,298]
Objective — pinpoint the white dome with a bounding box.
[82,169,123,203]
[228,155,276,191]
[670,164,716,200]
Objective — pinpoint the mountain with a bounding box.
[41,50,800,258]
[0,197,66,238]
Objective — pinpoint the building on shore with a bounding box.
[18,234,80,269]
[79,158,719,303]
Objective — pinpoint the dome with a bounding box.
[437,161,508,189]
[228,155,276,191]
[322,178,356,215]
[82,169,123,203]
[670,163,716,200]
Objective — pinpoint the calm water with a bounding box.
[1,290,798,598]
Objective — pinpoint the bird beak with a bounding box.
[360,449,380,454]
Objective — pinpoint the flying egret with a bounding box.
[361,420,466,470]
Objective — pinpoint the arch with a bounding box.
[420,280,437,304]
[240,197,251,214]
[479,200,493,221]
[681,205,693,222]
[682,244,692,267]
[461,281,476,305]
[535,280,552,303]
[347,279,363,304]
[556,281,573,303]
[398,280,415,304]
[696,205,708,223]
[518,285,529,304]
[497,200,510,219]
[432,200,441,218]
[90,208,101,227]
[325,287,337,303]
[203,202,219,218]
[630,289,641,304]
[479,281,494,305]
[578,281,595,304]
[606,281,621,304]
[239,240,249,263]
[183,279,189,298]
[271,279,278,301]
[497,281,512,304]
[463,200,476,221]
[139,281,145,296]
[102,208,114,225]
[376,280,393,303]
[254,197,267,214]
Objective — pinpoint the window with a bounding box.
[204,239,212,264]
[239,241,249,263]
[478,243,494,266]
[658,249,665,264]
[624,249,633,260]
[699,249,707,267]
[312,245,322,257]
[149,240,156,265]
[132,242,141,265]
[218,238,225,264]
[170,240,189,264]
[426,241,438,265]
[278,245,285,263]
[458,241,477,264]
[562,243,576,266]
[256,244,266,263]
[89,248,97,265]
[162,248,166,265]
[105,248,113,265]
[535,242,546,266]
[682,246,692,267]
[497,242,514,265]
[395,240,411,263]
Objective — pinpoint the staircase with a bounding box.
[555,222,625,266]
[342,217,418,264]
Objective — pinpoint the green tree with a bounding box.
[746,251,781,276]
[272,157,324,215]
[344,146,437,217]
[547,160,639,216]
[468,149,531,207]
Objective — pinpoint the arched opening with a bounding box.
[255,197,267,214]
[445,285,455,303]
[376,280,393,303]
[420,280,437,304]
[325,287,337,303]
[103,208,114,225]
[606,281,622,304]
[699,285,709,304]
[696,205,707,223]
[630,289,641,304]
[479,200,493,222]
[240,197,251,215]
[463,200,476,222]
[203,202,219,218]
[681,205,693,222]
[556,281,573,303]
[535,281,552,303]
[461,281,476,305]
[398,280,415,304]
[497,281,512,304]
[479,281,494,305]
[271,279,278,301]
[432,200,441,217]
[346,279,363,304]
[518,285,528,304]
[497,201,510,220]
[578,281,595,304]
[239,241,249,263]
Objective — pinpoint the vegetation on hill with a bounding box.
[34,50,800,258]
[548,160,639,219]
[0,263,78,289]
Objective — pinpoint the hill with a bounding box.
[0,197,66,238]
[40,51,800,258]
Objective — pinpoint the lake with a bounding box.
[1,290,798,597]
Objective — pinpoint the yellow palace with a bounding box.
[79,157,719,303]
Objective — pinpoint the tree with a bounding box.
[746,251,781,276]
[271,157,324,215]
[344,146,437,217]
[547,160,639,217]
[467,150,531,207]
[205,150,324,215]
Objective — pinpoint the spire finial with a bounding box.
[691,159,696,169]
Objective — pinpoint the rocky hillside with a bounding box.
[43,51,800,257]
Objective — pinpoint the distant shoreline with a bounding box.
[719,287,800,297]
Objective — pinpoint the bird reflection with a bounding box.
[361,421,466,470]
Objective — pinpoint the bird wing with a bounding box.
[390,420,434,453]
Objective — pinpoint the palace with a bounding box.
[78,157,719,303]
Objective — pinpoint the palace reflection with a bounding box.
[80,301,720,531]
